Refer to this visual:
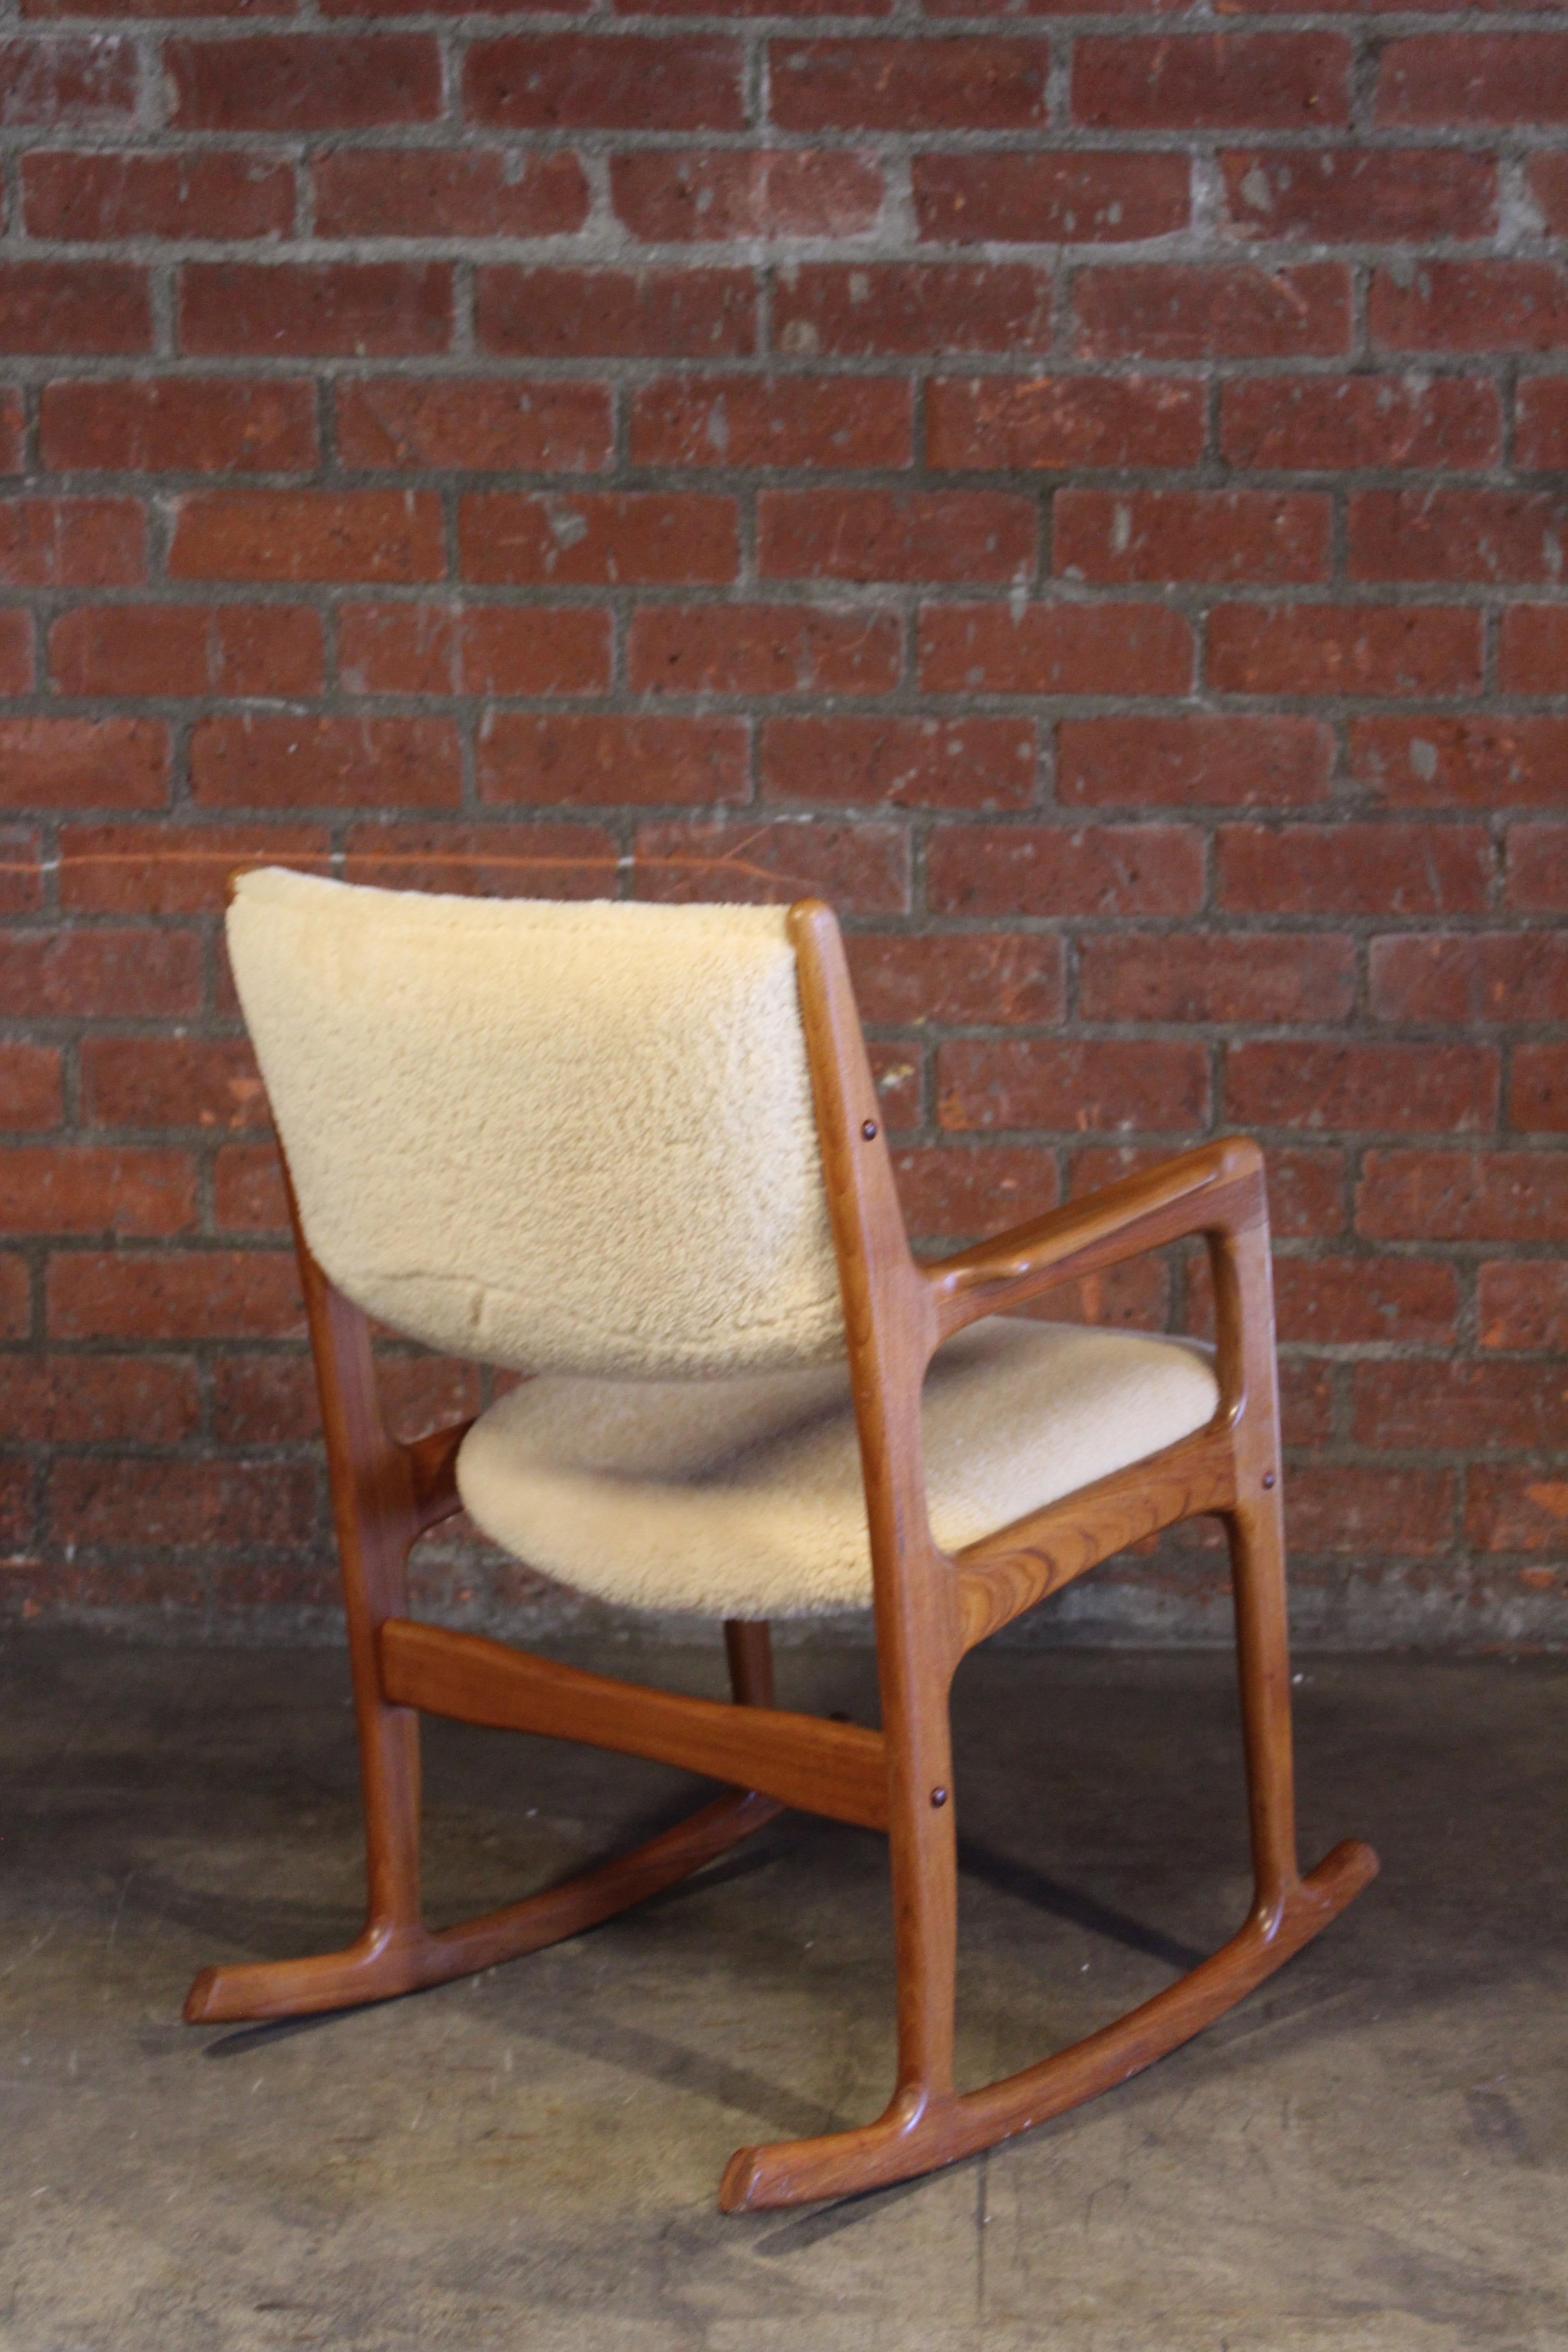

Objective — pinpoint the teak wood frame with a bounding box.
[186,897,1378,2210]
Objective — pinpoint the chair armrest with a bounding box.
[922,1137,1267,1342]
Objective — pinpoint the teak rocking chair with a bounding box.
[189,869,1377,2210]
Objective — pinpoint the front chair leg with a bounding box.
[721,1636,961,2212]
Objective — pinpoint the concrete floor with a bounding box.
[0,1634,1563,2352]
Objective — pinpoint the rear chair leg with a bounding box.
[1227,1480,1302,1932]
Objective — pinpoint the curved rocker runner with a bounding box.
[188,872,1377,2210]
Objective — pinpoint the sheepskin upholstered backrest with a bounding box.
[226,869,847,1379]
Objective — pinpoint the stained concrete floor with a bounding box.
[0,1633,1563,2352]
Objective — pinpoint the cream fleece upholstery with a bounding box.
[456,1320,1220,1618]
[226,869,843,1377]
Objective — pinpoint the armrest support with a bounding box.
[400,1416,476,1539]
[922,1137,1267,1343]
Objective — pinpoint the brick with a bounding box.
[476,267,755,360]
[213,1353,480,1448]
[613,150,882,242]
[0,498,143,586]
[1218,150,1494,243]
[1528,153,1568,235]
[0,1260,29,1343]
[1058,491,1329,587]
[478,715,747,808]
[1465,1470,1568,1554]
[1079,934,1354,1024]
[632,818,908,911]
[461,493,736,587]
[1371,262,1568,355]
[927,823,1203,918]
[760,715,1035,810]
[50,1457,316,1551]
[630,377,911,470]
[82,1037,265,1131]
[0,264,148,356]
[0,611,34,695]
[1225,1041,1497,1134]
[869,1040,921,1133]
[1285,1466,1453,1558]
[845,932,1064,1028]
[774,265,1054,358]
[167,35,439,130]
[1370,935,1568,1027]
[171,492,442,584]
[1350,489,1568,586]
[0,1357,198,1446]
[1075,34,1349,130]
[0,1147,194,1236]
[39,379,317,474]
[191,715,461,810]
[1273,1256,1458,1348]
[1500,607,1568,696]
[760,489,1034,585]
[919,604,1194,696]
[1511,1046,1568,1136]
[181,264,451,359]
[937,1037,1209,1134]
[49,605,322,700]
[0,929,201,1019]
[214,1141,286,1231]
[1058,715,1333,808]
[925,0,1186,14]
[0,828,41,918]
[342,823,617,899]
[912,153,1189,245]
[1075,264,1349,360]
[314,150,588,240]
[59,826,328,915]
[629,607,901,697]
[1279,1363,1333,1450]
[0,392,21,474]
[771,39,1048,132]
[1352,717,1568,809]
[1220,376,1500,472]
[927,376,1203,471]
[0,1044,62,1132]
[892,1146,1059,1244]
[1354,1364,1561,1449]
[0,34,135,123]
[1479,1262,1568,1353]
[1208,605,1481,699]
[0,718,166,813]
[337,379,610,474]
[1218,824,1489,916]
[1515,379,1568,473]
[1378,35,1568,127]
[339,605,611,698]
[1357,1151,1568,1243]
[464,36,742,130]
[48,1250,303,1342]
[23,152,293,241]
[1506,823,1568,914]
[1,1458,35,1552]
[24,0,283,14]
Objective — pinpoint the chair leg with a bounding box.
[718,1484,1378,2213]
[185,1620,789,2028]
[721,1627,961,2212]
[1227,1482,1303,1929]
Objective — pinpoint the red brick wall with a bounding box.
[1,2,1565,1645]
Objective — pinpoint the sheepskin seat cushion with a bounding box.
[456,1318,1220,1619]
[226,869,844,1379]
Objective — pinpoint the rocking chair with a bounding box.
[186,867,1377,2210]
